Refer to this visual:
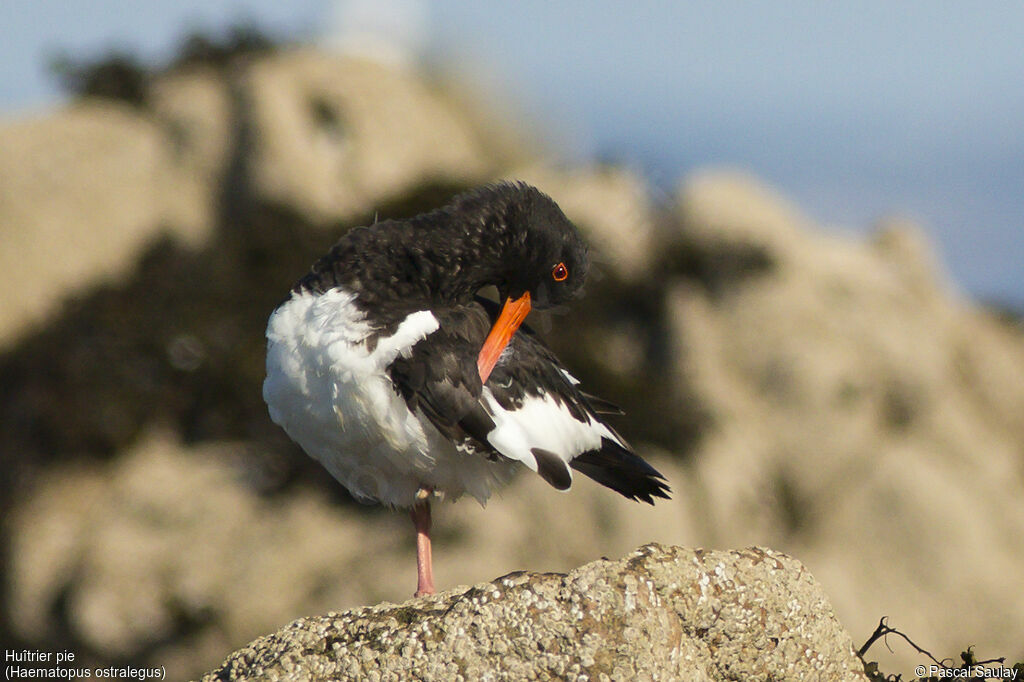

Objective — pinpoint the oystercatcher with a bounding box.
[263,182,670,596]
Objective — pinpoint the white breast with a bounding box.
[263,289,516,508]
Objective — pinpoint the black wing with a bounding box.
[386,302,499,458]
[388,298,670,503]
[488,322,670,504]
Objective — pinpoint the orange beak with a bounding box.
[477,291,532,384]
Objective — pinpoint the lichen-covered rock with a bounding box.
[664,170,1024,673]
[0,101,213,347]
[6,432,696,681]
[0,51,499,349]
[3,43,1024,682]
[243,49,493,222]
[201,544,868,682]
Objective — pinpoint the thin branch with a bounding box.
[858,616,943,667]
[858,617,890,657]
[859,618,1009,679]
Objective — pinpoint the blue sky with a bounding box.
[2,1,1021,308]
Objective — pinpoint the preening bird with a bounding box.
[263,182,670,596]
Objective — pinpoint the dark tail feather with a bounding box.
[579,391,625,415]
[570,438,671,504]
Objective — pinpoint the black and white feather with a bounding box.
[263,182,670,509]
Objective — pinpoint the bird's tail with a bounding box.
[570,438,671,504]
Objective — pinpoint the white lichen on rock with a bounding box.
[201,544,868,681]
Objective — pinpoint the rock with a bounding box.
[665,171,1024,673]
[870,214,946,300]
[148,66,235,225]
[7,432,392,676]
[0,50,502,348]
[0,101,212,347]
[6,432,699,680]
[3,44,1023,682]
[672,169,807,261]
[243,49,494,222]
[201,544,868,682]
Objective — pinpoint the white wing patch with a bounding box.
[481,388,624,490]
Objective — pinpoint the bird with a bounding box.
[263,181,670,597]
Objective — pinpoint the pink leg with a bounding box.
[410,489,435,597]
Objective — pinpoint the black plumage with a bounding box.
[265,181,669,596]
[296,182,589,317]
[297,181,669,502]
[386,302,671,502]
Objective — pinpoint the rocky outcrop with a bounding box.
[0,49,498,350]
[2,44,1023,682]
[202,544,868,682]
[243,49,494,222]
[661,170,1024,664]
[0,101,213,346]
[6,432,699,680]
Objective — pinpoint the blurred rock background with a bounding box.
[1,30,1022,681]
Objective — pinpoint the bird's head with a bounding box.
[493,183,589,310]
[471,182,591,384]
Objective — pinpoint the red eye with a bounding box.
[552,262,569,282]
